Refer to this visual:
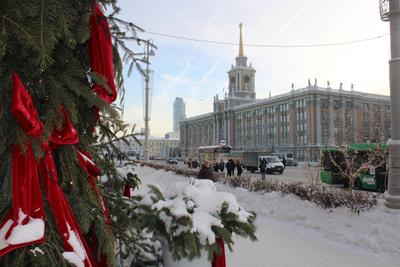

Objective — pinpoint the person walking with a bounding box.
[192,159,198,169]
[219,160,225,173]
[198,160,215,181]
[282,157,286,169]
[227,159,235,177]
[236,160,243,177]
[213,161,220,172]
[259,158,267,180]
[187,158,192,169]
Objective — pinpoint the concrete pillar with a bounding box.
[328,99,334,145]
[215,117,219,144]
[353,101,359,142]
[341,100,346,145]
[236,73,240,92]
[316,97,321,145]
[227,112,231,146]
[385,0,400,208]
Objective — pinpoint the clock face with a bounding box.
[244,75,250,83]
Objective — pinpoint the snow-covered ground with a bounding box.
[135,166,400,267]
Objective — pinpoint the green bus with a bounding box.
[320,143,388,192]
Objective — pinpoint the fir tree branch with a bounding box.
[1,15,33,39]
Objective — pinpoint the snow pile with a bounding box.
[136,166,400,267]
[62,223,89,267]
[134,176,256,261]
[140,178,253,245]
[0,209,44,250]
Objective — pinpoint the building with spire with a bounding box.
[179,24,391,160]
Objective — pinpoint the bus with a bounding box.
[320,143,388,192]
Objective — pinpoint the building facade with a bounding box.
[136,135,180,159]
[180,25,391,160]
[173,97,187,133]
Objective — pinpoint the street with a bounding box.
[152,160,316,184]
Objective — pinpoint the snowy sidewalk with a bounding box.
[135,166,400,267]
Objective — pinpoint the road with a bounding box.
[151,160,317,184]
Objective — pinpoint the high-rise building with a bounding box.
[173,97,186,133]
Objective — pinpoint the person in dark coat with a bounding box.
[236,160,243,177]
[188,158,192,168]
[282,157,286,169]
[259,158,267,180]
[226,159,235,177]
[219,160,225,173]
[192,159,198,169]
[198,160,215,181]
[213,161,220,172]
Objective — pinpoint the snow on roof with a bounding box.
[136,135,179,141]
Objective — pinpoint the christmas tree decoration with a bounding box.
[0,0,150,266]
[89,2,117,104]
[2,73,97,266]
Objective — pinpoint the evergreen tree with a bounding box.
[0,1,149,266]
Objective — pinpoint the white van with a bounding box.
[258,156,284,174]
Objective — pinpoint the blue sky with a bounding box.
[115,0,390,136]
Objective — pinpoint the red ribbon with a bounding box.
[0,143,45,257]
[212,238,226,267]
[76,149,111,224]
[0,73,97,266]
[89,2,117,104]
[0,74,46,257]
[123,186,133,197]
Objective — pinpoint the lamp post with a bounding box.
[380,0,400,208]
[142,39,157,162]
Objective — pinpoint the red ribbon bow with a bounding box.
[89,2,117,104]
[0,73,97,267]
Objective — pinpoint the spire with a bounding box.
[239,23,244,57]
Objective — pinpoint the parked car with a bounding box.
[166,157,178,164]
[271,152,298,167]
[125,150,138,161]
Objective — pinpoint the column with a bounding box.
[328,98,334,145]
[385,0,400,208]
[341,100,346,145]
[316,97,321,145]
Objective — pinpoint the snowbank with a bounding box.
[136,166,400,267]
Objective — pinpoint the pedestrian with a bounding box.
[213,161,220,172]
[198,160,215,181]
[219,160,225,173]
[192,159,198,169]
[230,159,235,177]
[226,160,232,177]
[236,160,243,177]
[226,159,235,177]
[188,158,192,169]
[259,158,267,180]
[282,157,286,169]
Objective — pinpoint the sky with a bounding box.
[114,0,390,137]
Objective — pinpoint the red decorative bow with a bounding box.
[0,73,97,267]
[89,2,117,104]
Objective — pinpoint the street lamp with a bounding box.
[380,0,400,208]
[142,39,157,162]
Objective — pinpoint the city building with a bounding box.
[180,25,391,160]
[136,135,180,159]
[173,97,187,133]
